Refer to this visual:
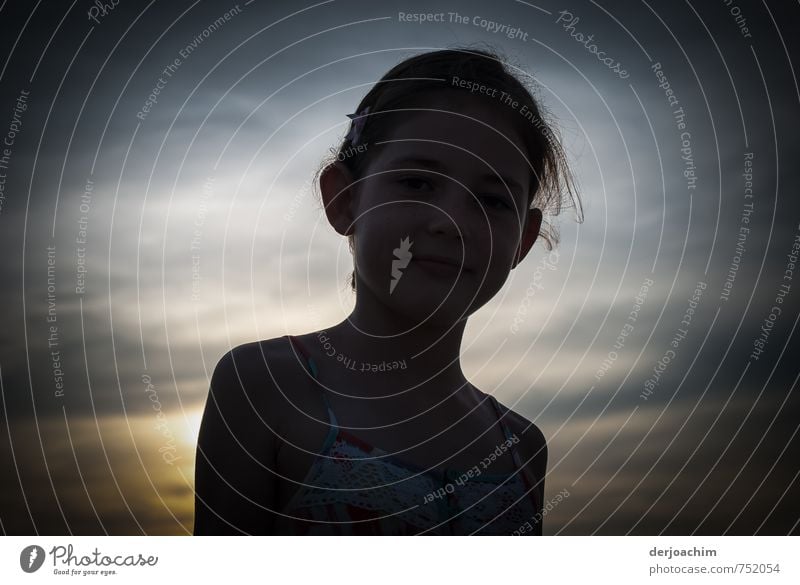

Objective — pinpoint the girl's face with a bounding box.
[348,95,540,326]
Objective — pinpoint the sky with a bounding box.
[0,0,798,535]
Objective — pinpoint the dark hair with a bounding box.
[314,45,583,292]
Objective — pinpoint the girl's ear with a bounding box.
[511,207,543,269]
[319,162,359,236]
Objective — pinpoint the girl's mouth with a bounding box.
[412,257,468,276]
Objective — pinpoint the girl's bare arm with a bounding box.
[194,344,282,535]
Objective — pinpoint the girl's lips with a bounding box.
[412,257,468,275]
[413,254,465,267]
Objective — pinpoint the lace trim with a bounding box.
[286,435,536,533]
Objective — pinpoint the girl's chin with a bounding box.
[385,286,478,324]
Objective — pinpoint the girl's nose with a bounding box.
[425,187,475,240]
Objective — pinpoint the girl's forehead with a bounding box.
[377,107,530,174]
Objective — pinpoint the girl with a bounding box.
[194,46,582,535]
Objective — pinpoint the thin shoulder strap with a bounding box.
[488,394,538,500]
[488,395,522,465]
[288,334,318,377]
[287,335,338,429]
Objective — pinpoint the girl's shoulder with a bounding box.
[210,335,314,419]
[212,338,283,393]
[218,335,292,371]
[476,390,548,474]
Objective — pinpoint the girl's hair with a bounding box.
[314,45,584,292]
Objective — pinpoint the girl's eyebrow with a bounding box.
[386,156,525,196]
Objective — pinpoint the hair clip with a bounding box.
[345,105,371,145]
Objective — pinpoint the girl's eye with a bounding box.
[397,176,433,191]
[480,195,512,211]
[396,177,512,211]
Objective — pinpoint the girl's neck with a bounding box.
[312,309,470,402]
